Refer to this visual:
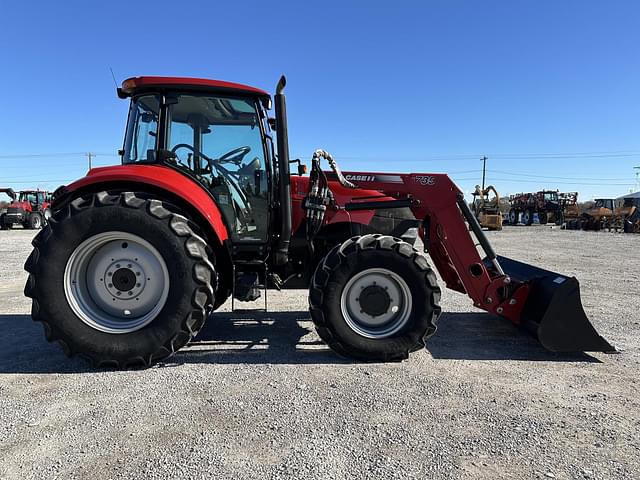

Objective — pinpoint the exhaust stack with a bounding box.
[273,75,292,265]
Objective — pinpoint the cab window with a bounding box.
[166,94,269,242]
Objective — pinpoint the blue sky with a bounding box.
[0,0,639,200]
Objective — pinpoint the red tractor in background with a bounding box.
[0,189,52,230]
[23,76,614,369]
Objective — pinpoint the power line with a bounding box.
[0,152,118,159]
[488,169,635,181]
[451,176,634,186]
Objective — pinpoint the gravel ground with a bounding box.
[0,226,638,480]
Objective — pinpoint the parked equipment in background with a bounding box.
[558,192,580,226]
[580,199,615,231]
[471,185,503,231]
[0,188,16,217]
[508,190,563,226]
[23,75,615,369]
[610,195,640,233]
[0,190,51,230]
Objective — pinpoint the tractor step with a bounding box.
[231,264,268,313]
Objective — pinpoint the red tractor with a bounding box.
[0,189,51,230]
[23,76,614,368]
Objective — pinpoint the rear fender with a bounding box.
[59,165,229,243]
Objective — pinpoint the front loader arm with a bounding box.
[336,172,519,319]
[333,171,615,353]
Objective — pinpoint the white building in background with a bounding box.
[618,191,640,200]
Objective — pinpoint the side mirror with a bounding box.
[290,159,307,176]
[267,117,277,130]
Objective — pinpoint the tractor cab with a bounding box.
[594,198,615,211]
[120,78,276,250]
[542,190,559,204]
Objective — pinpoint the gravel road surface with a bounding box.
[1,227,638,479]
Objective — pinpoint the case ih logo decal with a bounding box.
[345,174,376,182]
[414,175,436,186]
[344,174,404,184]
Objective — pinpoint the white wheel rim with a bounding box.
[340,268,412,339]
[64,232,170,334]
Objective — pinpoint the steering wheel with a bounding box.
[219,146,251,165]
[170,143,216,165]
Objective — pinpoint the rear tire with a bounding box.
[508,209,518,225]
[309,234,441,362]
[538,212,548,225]
[24,191,215,368]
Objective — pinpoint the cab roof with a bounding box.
[119,76,269,98]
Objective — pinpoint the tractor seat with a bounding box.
[237,157,261,176]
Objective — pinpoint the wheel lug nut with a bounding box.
[108,283,113,288]
[128,291,133,296]
[136,272,141,276]
[127,263,132,268]
[116,291,121,296]
[136,283,141,288]
[108,272,113,277]
[116,264,121,268]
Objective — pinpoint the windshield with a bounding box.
[123,95,160,163]
[19,192,45,204]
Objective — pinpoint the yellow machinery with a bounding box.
[472,185,503,231]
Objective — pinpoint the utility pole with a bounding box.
[635,166,640,192]
[480,156,487,191]
[86,152,94,170]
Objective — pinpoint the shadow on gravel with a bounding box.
[0,314,93,374]
[428,312,600,363]
[0,310,598,373]
[177,310,350,366]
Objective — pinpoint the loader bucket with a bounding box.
[497,256,616,353]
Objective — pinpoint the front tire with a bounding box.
[309,235,441,362]
[27,213,43,229]
[24,191,215,368]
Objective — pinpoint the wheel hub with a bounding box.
[359,285,391,317]
[64,232,170,334]
[107,264,144,297]
[340,268,412,339]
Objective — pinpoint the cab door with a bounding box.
[164,93,271,244]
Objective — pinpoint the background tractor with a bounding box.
[0,189,51,230]
[580,198,615,231]
[471,185,503,230]
[507,190,563,226]
[23,76,614,368]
